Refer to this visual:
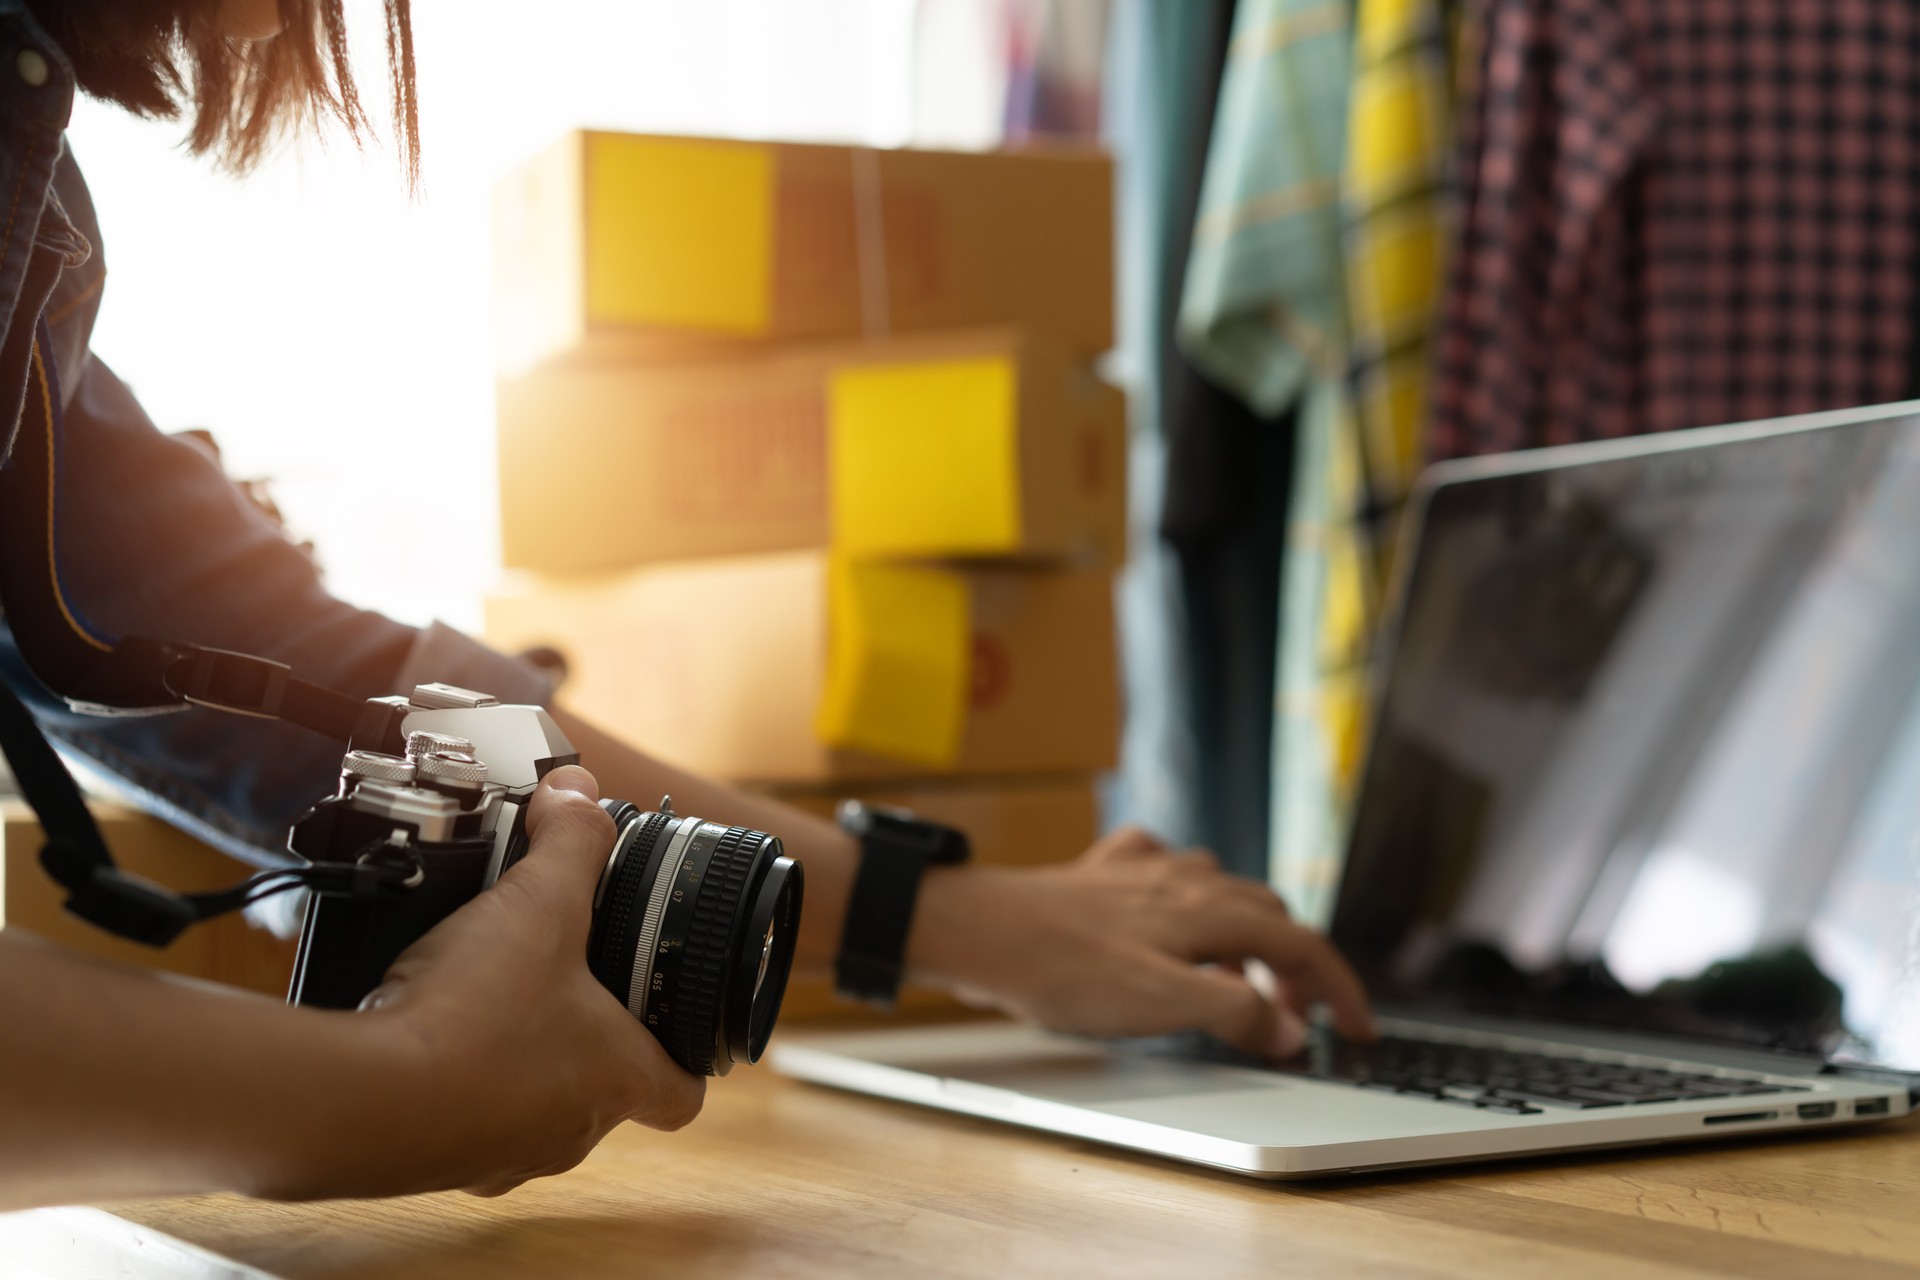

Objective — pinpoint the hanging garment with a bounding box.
[1177,0,1351,416]
[1176,0,1357,913]
[1431,0,1920,458]
[1345,0,1453,559]
[1101,0,1228,850]
[1003,0,1114,141]
[1155,0,1299,878]
[912,0,1113,149]
[1264,0,1461,922]
[1268,380,1370,926]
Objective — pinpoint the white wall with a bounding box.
[67,0,918,632]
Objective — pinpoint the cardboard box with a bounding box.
[494,131,1114,369]
[485,552,1118,784]
[765,776,1102,1023]
[0,803,297,997]
[497,329,1127,573]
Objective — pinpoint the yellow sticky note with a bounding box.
[584,134,773,334]
[814,560,971,766]
[827,356,1023,555]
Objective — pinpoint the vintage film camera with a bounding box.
[287,683,803,1076]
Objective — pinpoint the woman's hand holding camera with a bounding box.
[233,767,702,1205]
[908,826,1376,1056]
[0,766,705,1210]
[281,766,705,1200]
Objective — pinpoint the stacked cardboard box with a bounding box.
[489,131,1122,1021]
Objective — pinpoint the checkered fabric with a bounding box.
[1346,0,1453,551]
[1270,0,1461,927]
[1432,0,1920,458]
[1175,0,1357,921]
[1270,380,1370,928]
[1177,0,1351,415]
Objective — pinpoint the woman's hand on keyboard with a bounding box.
[906,826,1377,1057]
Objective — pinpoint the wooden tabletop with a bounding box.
[105,1046,1920,1280]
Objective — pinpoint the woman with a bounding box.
[0,0,1372,1207]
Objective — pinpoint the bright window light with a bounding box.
[66,0,917,633]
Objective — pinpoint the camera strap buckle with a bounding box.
[162,645,363,740]
[168,647,290,718]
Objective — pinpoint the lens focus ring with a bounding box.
[591,810,671,1004]
[662,826,764,1077]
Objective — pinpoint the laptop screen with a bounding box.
[1330,409,1920,1073]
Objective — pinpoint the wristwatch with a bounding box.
[833,801,971,1008]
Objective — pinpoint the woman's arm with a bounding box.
[0,930,389,1208]
[13,352,554,867]
[0,768,701,1211]
[553,709,1375,1053]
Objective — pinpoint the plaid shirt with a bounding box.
[1347,0,1453,542]
[1174,0,1357,920]
[1431,0,1920,458]
[1177,0,1351,414]
[1269,0,1461,928]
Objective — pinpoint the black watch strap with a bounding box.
[833,802,969,1007]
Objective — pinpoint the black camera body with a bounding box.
[287,682,803,1076]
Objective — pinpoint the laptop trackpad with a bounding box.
[930,1052,1289,1106]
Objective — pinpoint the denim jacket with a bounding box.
[0,1,548,867]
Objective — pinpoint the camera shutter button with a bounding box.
[417,751,489,786]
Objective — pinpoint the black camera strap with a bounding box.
[0,326,401,945]
[0,327,365,731]
[0,672,415,944]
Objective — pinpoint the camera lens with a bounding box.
[587,801,803,1076]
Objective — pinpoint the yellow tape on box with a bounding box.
[485,551,1116,784]
[494,130,1114,368]
[814,559,971,767]
[827,355,1025,557]
[497,330,1127,573]
[584,133,774,334]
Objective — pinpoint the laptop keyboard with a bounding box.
[1259,1033,1810,1116]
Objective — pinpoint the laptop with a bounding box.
[774,400,1920,1178]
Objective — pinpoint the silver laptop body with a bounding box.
[775,400,1920,1178]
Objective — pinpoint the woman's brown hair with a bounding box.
[25,1,418,179]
